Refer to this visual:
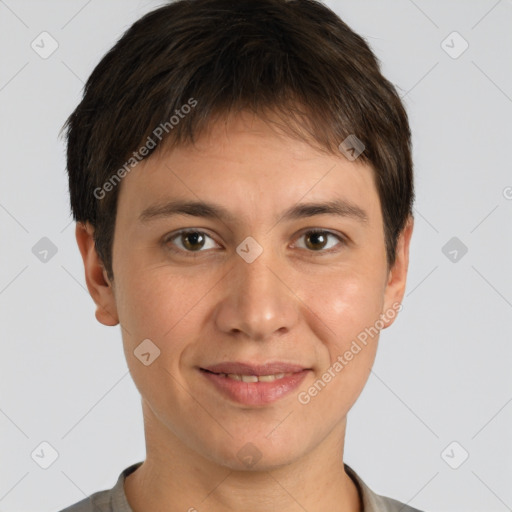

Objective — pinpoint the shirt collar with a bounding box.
[112,461,404,512]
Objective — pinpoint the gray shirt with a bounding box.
[57,461,425,512]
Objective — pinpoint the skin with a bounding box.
[76,111,413,512]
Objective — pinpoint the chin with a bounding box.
[206,436,305,472]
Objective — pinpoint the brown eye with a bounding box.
[181,231,206,251]
[165,230,218,253]
[305,231,328,251]
[295,230,345,253]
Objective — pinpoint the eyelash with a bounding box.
[163,228,347,257]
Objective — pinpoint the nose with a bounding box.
[214,248,300,341]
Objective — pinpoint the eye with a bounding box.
[163,228,346,256]
[164,230,219,254]
[293,229,346,253]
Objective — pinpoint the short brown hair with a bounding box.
[62,0,414,282]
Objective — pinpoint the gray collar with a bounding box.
[106,461,422,512]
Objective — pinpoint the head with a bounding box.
[66,0,414,470]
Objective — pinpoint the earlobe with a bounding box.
[381,215,414,329]
[75,222,119,327]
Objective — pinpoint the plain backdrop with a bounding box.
[1,1,511,511]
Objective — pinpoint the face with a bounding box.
[77,111,413,471]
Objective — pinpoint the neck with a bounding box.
[124,401,361,512]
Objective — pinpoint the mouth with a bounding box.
[199,362,311,405]
[201,369,297,383]
[201,361,309,376]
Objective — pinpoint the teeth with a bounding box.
[241,375,259,383]
[258,373,285,382]
[218,372,290,382]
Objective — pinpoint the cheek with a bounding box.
[303,267,385,340]
[300,274,383,409]
[115,268,200,349]
[115,266,234,387]
[116,270,206,404]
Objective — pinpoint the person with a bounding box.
[59,0,422,510]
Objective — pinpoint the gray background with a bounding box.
[1,1,511,511]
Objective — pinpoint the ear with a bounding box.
[75,222,119,326]
[381,215,414,328]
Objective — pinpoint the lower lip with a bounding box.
[200,369,310,406]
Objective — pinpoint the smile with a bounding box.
[200,368,310,405]
[208,371,294,382]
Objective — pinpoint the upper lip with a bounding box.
[201,362,309,376]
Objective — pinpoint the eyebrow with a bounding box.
[139,198,369,225]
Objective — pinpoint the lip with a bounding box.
[199,362,311,406]
[202,361,308,376]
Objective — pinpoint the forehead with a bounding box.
[115,111,381,226]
